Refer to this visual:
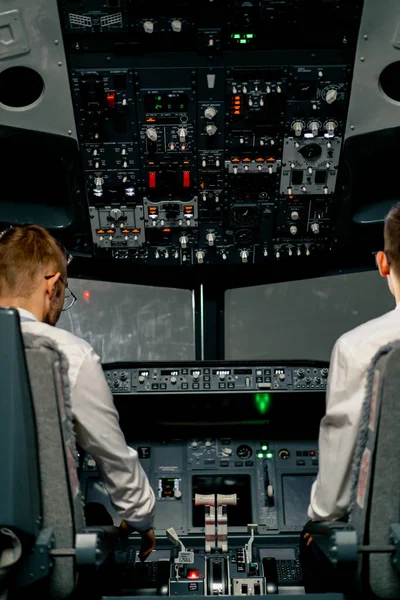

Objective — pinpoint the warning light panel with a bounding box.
[106,92,116,109]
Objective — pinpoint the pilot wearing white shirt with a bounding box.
[308,203,400,522]
[301,202,400,592]
[0,224,156,561]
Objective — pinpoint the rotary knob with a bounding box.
[240,249,249,263]
[87,458,96,468]
[110,208,122,221]
[290,225,298,235]
[94,177,104,190]
[171,19,182,32]
[325,121,336,136]
[196,250,205,264]
[138,375,145,384]
[278,449,290,460]
[174,490,182,499]
[179,235,188,249]
[143,20,154,34]
[291,211,299,221]
[222,447,232,456]
[205,124,218,136]
[170,376,177,384]
[191,441,198,448]
[321,368,329,378]
[325,88,338,104]
[309,121,319,137]
[292,121,304,137]
[146,127,158,142]
[205,441,212,448]
[297,368,304,378]
[204,106,217,120]
[311,222,320,234]
[177,127,187,142]
[206,233,215,246]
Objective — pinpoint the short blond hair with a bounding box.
[0,224,67,299]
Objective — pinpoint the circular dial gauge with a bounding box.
[237,444,253,459]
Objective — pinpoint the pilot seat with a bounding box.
[304,341,400,598]
[0,307,119,599]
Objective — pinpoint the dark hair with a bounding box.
[0,224,67,299]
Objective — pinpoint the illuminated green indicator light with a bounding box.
[234,34,241,39]
[261,445,268,451]
[240,39,247,44]
[254,393,271,415]
[266,452,273,459]
[246,34,254,38]
[257,452,264,459]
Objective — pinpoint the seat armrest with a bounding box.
[76,526,121,568]
[304,521,358,565]
[304,520,350,536]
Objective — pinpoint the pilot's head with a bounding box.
[377,203,400,298]
[0,224,72,326]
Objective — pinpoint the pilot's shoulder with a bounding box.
[37,323,96,359]
[338,308,399,353]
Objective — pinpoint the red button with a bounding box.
[107,92,116,109]
[183,170,190,188]
[149,171,156,188]
[188,571,199,580]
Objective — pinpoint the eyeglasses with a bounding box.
[44,274,77,311]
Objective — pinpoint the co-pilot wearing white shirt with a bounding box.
[0,224,156,561]
[308,202,400,522]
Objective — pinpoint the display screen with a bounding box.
[259,548,296,560]
[144,93,188,113]
[192,475,252,527]
[274,368,285,375]
[281,475,316,528]
[115,392,325,442]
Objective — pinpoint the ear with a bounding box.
[376,251,390,277]
[45,273,61,299]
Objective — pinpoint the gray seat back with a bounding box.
[23,331,85,599]
[0,308,42,539]
[0,308,85,599]
[349,342,400,599]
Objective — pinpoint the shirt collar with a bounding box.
[17,308,39,322]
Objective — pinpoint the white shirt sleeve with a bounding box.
[308,336,366,521]
[71,348,155,531]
